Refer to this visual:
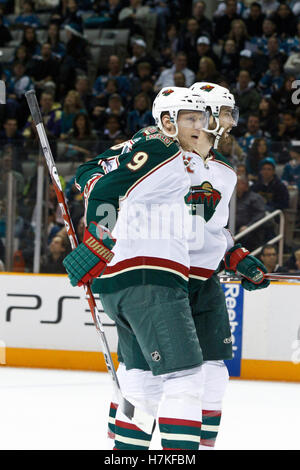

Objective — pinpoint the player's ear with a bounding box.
[161,113,176,134]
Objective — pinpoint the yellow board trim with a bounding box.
[2,349,300,383]
[1,347,119,372]
[240,359,300,382]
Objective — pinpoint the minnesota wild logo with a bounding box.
[162,89,174,96]
[200,85,215,92]
[185,181,221,222]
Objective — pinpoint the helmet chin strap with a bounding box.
[213,126,225,149]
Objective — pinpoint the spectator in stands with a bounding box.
[61,0,83,28]
[238,113,266,152]
[162,23,180,57]
[15,0,41,29]
[259,244,287,273]
[20,25,41,57]
[46,22,66,61]
[173,71,186,87]
[6,61,33,125]
[0,118,26,163]
[195,56,220,84]
[276,110,300,142]
[92,92,126,132]
[96,114,123,153]
[192,1,213,40]
[127,92,154,135]
[92,77,119,108]
[270,3,297,38]
[227,19,249,53]
[245,137,271,181]
[28,43,60,96]
[265,36,287,68]
[58,23,91,96]
[0,14,12,46]
[252,157,290,212]
[259,0,280,18]
[124,38,158,77]
[258,57,284,97]
[178,17,201,58]
[272,75,298,113]
[94,54,131,102]
[23,91,62,139]
[154,51,195,91]
[214,0,241,45]
[63,112,98,162]
[60,90,86,138]
[281,144,300,191]
[13,45,33,73]
[219,38,240,84]
[40,235,69,274]
[188,36,220,73]
[244,2,265,37]
[74,75,94,115]
[232,70,261,126]
[118,0,150,38]
[258,97,278,138]
[129,61,153,95]
[0,146,25,200]
[235,174,267,251]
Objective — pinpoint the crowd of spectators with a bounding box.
[0,0,300,274]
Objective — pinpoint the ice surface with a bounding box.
[0,367,299,450]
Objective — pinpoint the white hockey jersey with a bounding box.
[75,131,193,294]
[184,148,237,282]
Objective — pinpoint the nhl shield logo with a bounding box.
[151,351,161,362]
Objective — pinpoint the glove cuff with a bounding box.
[224,244,250,272]
[83,222,115,264]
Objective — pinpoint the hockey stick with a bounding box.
[25,89,155,435]
[264,273,300,281]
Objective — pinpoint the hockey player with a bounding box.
[106,83,270,450]
[63,87,211,450]
[185,82,270,449]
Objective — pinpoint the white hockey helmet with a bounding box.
[190,82,239,138]
[152,86,208,138]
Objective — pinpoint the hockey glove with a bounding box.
[224,244,270,291]
[63,222,115,287]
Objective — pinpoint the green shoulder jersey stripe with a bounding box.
[210,149,235,171]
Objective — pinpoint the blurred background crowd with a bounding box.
[0,0,299,276]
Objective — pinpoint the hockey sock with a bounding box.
[199,409,222,449]
[158,395,202,450]
[107,401,118,440]
[113,408,153,450]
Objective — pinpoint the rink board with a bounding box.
[0,273,300,382]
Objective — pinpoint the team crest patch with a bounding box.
[162,89,174,96]
[200,85,215,92]
[185,181,221,222]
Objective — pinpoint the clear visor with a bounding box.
[218,105,239,128]
[177,110,210,130]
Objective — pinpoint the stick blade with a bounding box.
[121,397,155,435]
